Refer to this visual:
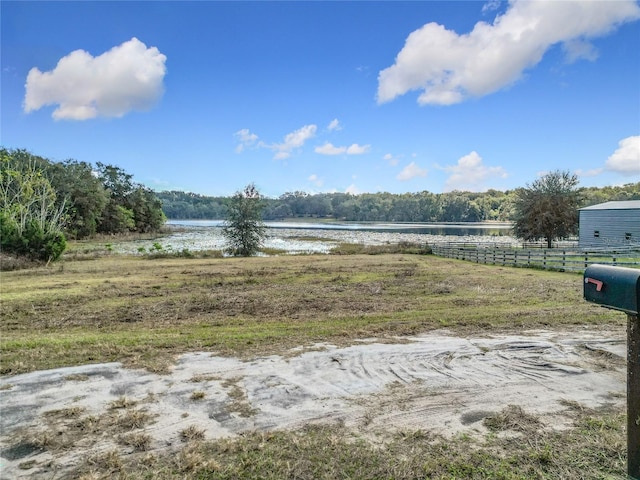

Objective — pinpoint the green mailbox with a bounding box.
[584,264,640,479]
[584,264,639,315]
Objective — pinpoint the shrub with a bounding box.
[0,214,66,262]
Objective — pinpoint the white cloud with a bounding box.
[315,142,346,155]
[377,0,640,106]
[397,162,427,181]
[308,174,324,187]
[482,0,502,15]
[442,151,507,191]
[234,128,259,153]
[575,167,604,178]
[272,124,317,160]
[346,144,371,155]
[605,135,640,174]
[235,124,317,159]
[384,153,399,166]
[562,39,599,63]
[315,142,371,156]
[327,118,341,131]
[24,37,167,120]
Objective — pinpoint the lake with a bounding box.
[112,220,517,255]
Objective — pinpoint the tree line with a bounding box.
[2,146,638,262]
[1,148,165,261]
[158,182,640,223]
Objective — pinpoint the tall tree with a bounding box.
[512,170,581,248]
[0,148,67,261]
[47,159,109,238]
[222,183,266,256]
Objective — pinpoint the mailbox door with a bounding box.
[584,264,640,315]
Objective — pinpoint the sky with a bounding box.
[2,1,639,198]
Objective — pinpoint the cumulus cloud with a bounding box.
[605,135,640,174]
[315,143,346,155]
[24,37,167,120]
[315,142,371,156]
[397,162,427,181]
[442,151,507,191]
[346,144,370,155]
[377,0,640,106]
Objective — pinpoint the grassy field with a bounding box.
[0,250,621,375]
[0,248,629,479]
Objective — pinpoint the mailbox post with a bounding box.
[584,264,640,480]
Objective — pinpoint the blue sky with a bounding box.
[2,1,639,198]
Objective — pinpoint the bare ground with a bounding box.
[0,327,626,479]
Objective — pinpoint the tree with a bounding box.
[47,159,109,238]
[0,149,67,262]
[95,162,166,234]
[222,183,266,256]
[512,170,581,248]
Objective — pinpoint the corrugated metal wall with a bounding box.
[579,209,640,249]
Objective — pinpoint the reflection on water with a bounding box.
[113,220,517,255]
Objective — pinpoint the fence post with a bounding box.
[562,251,566,270]
[514,250,518,266]
[543,251,547,269]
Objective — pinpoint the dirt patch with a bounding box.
[0,327,626,479]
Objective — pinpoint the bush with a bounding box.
[0,214,66,262]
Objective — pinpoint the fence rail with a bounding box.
[431,243,640,272]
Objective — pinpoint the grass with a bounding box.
[0,252,622,375]
[60,404,625,479]
[0,248,629,479]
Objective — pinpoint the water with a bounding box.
[112,220,517,255]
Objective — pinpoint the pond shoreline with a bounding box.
[110,221,518,256]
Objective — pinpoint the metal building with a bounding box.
[579,200,640,249]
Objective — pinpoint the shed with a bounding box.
[579,200,640,249]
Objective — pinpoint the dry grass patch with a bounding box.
[180,424,205,442]
[65,403,626,479]
[483,405,544,433]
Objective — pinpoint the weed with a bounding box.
[18,460,37,470]
[43,406,85,419]
[174,444,221,473]
[108,396,137,410]
[116,408,152,430]
[483,405,543,433]
[119,432,152,451]
[86,449,122,472]
[189,374,220,383]
[64,373,90,381]
[190,390,206,400]
[180,424,205,442]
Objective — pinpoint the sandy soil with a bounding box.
[0,327,626,478]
